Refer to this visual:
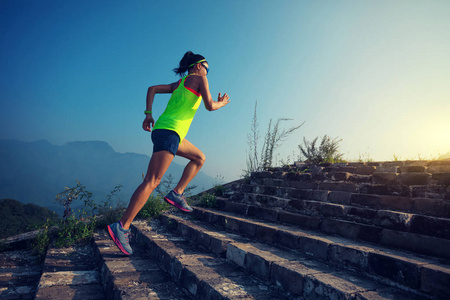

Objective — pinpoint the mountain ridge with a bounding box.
[0,139,215,213]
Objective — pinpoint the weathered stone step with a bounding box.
[0,250,41,300]
[226,193,450,241]
[215,197,450,259]
[160,212,425,299]
[92,230,189,300]
[238,183,450,218]
[191,206,450,299]
[132,220,291,299]
[34,244,105,300]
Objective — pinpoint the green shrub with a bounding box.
[299,135,345,164]
[138,195,171,219]
[196,193,217,208]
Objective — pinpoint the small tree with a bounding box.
[299,135,344,164]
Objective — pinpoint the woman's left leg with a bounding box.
[173,138,205,194]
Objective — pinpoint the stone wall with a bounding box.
[279,159,450,200]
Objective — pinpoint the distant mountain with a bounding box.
[0,139,215,213]
[439,151,450,160]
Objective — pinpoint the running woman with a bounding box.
[107,51,230,255]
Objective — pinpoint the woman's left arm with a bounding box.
[199,76,230,111]
[143,83,178,131]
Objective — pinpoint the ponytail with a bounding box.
[173,51,206,76]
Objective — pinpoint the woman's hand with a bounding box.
[217,92,230,107]
[142,115,155,132]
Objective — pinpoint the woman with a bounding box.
[107,51,230,255]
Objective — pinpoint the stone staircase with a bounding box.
[88,160,450,299]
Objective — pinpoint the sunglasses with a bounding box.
[201,62,209,74]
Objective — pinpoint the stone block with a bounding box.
[380,229,450,259]
[327,244,369,270]
[409,214,450,239]
[275,229,302,248]
[287,181,319,190]
[278,211,321,229]
[377,210,413,231]
[270,261,308,296]
[372,172,398,185]
[357,224,383,244]
[320,203,346,218]
[413,198,450,217]
[219,200,249,215]
[226,244,247,267]
[355,166,376,175]
[379,195,414,211]
[238,220,257,237]
[223,216,240,232]
[347,207,378,223]
[350,193,380,207]
[367,252,421,289]
[376,166,399,173]
[432,173,450,185]
[298,235,330,260]
[360,184,411,197]
[428,165,450,174]
[421,264,450,299]
[318,182,358,193]
[247,205,278,222]
[290,189,314,200]
[303,272,365,299]
[245,251,272,278]
[312,190,329,201]
[380,161,405,167]
[399,172,431,185]
[254,225,278,244]
[328,191,351,205]
[332,172,350,181]
[348,174,372,183]
[336,166,356,173]
[399,166,426,173]
[284,172,312,181]
[320,219,359,240]
[301,200,322,216]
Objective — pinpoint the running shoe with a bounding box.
[164,190,193,212]
[107,221,133,255]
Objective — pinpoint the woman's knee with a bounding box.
[143,176,162,190]
[196,152,206,166]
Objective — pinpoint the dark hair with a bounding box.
[173,51,206,76]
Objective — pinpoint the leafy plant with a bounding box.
[31,218,52,259]
[55,180,96,219]
[299,135,345,164]
[196,193,217,208]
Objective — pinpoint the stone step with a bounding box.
[132,219,292,299]
[191,206,450,299]
[215,197,450,259]
[34,244,105,300]
[160,212,426,299]
[0,250,41,300]
[225,194,450,242]
[238,183,450,218]
[92,230,190,300]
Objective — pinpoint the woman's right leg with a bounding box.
[120,150,174,230]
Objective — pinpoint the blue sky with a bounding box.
[1,0,449,182]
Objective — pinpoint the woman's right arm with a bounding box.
[143,82,178,132]
[199,76,230,111]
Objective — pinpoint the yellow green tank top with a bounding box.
[153,74,202,142]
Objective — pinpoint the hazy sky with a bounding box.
[1,0,449,182]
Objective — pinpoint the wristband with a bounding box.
[144,110,152,114]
